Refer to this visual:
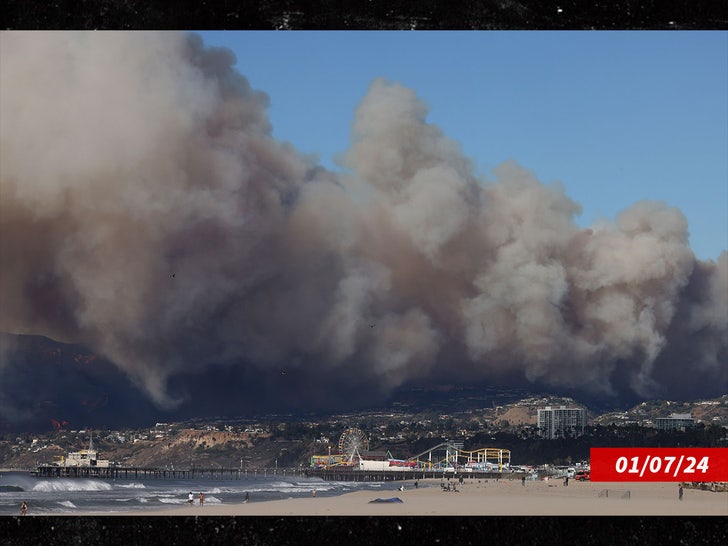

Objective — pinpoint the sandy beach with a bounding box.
[108,479,727,517]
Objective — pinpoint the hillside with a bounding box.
[2,395,725,471]
[594,395,728,427]
[0,427,311,471]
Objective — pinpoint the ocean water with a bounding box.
[0,470,394,515]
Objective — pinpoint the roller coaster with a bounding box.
[311,429,510,472]
[406,443,511,472]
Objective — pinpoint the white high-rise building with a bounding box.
[537,406,587,439]
[656,413,694,431]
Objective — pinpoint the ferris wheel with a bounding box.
[338,428,369,460]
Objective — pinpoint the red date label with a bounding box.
[590,448,728,482]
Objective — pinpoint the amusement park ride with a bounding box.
[310,428,511,473]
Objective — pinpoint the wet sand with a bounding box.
[111,479,727,516]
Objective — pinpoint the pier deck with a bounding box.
[31,465,306,480]
[310,468,512,482]
[31,465,516,482]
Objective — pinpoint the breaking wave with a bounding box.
[32,479,112,492]
[158,497,187,505]
[116,482,146,489]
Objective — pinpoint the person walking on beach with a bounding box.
[20,501,27,516]
[522,476,526,487]
[199,492,205,507]
[188,492,194,506]
[679,485,684,501]
[244,492,250,503]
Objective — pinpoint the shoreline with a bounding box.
[86,479,726,517]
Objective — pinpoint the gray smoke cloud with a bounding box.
[1,32,726,417]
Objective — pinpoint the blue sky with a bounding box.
[197,31,727,261]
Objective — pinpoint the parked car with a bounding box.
[574,471,590,481]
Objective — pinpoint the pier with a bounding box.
[31,464,517,483]
[307,468,514,482]
[31,465,309,480]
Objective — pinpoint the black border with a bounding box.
[3,0,727,30]
[2,515,727,545]
[2,0,726,543]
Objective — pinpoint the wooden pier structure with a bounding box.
[31,465,308,480]
[308,468,512,482]
[31,464,515,483]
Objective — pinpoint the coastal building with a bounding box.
[537,406,587,439]
[57,432,111,468]
[656,413,695,431]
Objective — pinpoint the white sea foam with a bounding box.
[33,479,112,492]
[278,486,332,494]
[58,500,76,508]
[0,471,387,515]
[170,488,200,495]
[116,483,146,489]
[243,480,337,494]
[158,497,186,504]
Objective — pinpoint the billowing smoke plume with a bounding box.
[1,32,726,423]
